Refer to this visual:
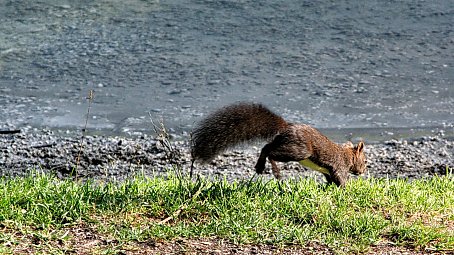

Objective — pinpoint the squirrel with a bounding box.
[190,102,366,187]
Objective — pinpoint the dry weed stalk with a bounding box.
[149,113,182,168]
[74,90,94,179]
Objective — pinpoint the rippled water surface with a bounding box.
[1,0,453,141]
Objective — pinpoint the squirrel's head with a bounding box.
[348,141,366,175]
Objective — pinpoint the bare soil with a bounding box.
[7,224,449,255]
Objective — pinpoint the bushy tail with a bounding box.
[191,102,288,163]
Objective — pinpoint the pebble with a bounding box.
[0,129,452,183]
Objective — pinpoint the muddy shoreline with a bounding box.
[1,128,452,182]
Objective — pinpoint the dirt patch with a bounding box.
[5,224,450,255]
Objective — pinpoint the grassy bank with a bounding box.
[0,171,452,254]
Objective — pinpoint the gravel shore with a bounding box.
[1,128,452,183]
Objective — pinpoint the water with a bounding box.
[1,0,453,142]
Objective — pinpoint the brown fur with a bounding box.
[191,102,366,187]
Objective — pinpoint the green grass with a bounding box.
[0,171,453,254]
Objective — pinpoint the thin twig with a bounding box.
[158,183,204,224]
[0,130,21,135]
[189,129,195,178]
[74,90,94,180]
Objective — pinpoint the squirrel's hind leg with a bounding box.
[255,143,273,174]
[269,159,282,179]
[254,143,282,180]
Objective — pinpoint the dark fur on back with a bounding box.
[191,102,288,162]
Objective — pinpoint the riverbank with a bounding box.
[1,128,452,182]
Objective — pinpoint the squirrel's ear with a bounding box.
[343,141,354,148]
[356,141,364,154]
